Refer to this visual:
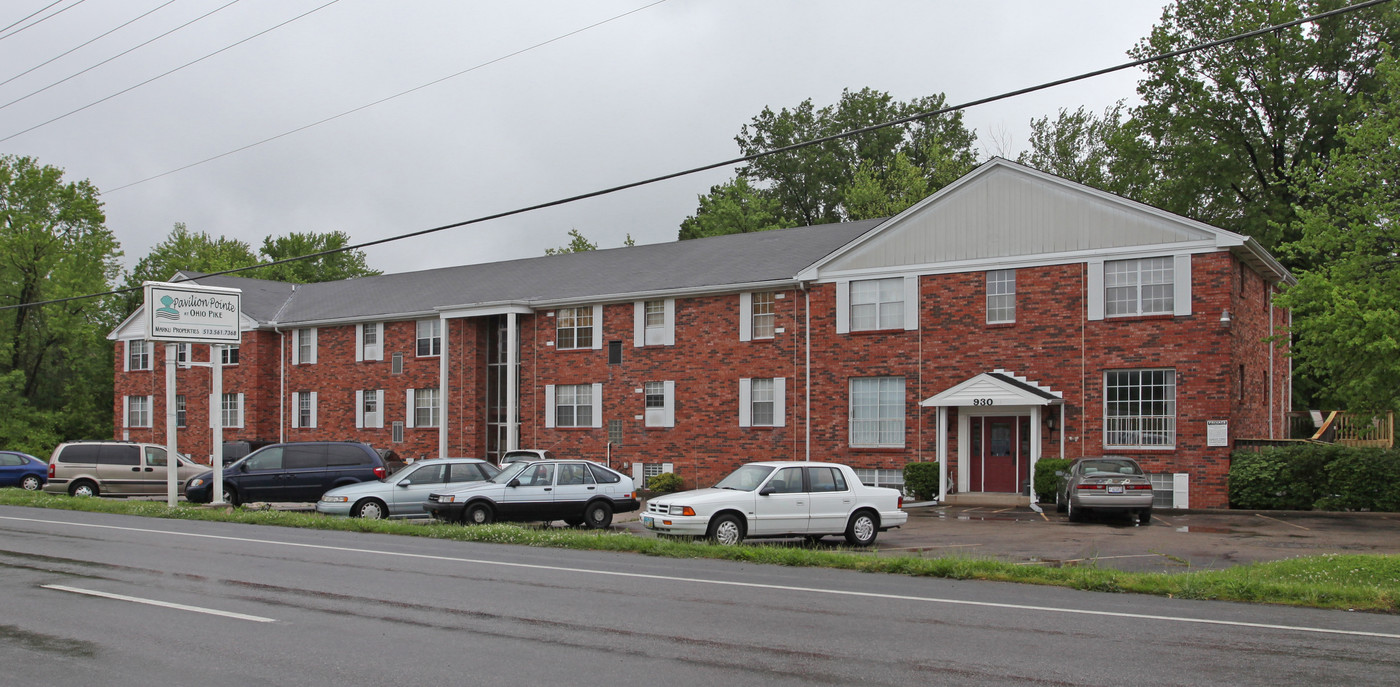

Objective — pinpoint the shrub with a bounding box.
[1230,444,1400,511]
[645,472,683,494]
[1315,449,1400,512]
[1033,458,1073,504]
[902,461,939,501]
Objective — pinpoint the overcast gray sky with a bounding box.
[0,0,1166,277]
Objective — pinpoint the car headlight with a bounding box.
[190,478,205,487]
[321,495,349,503]
[437,494,456,503]
[668,505,695,516]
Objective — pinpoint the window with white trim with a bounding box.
[738,377,785,427]
[359,322,382,361]
[417,319,441,357]
[1104,369,1176,448]
[557,307,593,350]
[751,292,775,339]
[750,379,775,426]
[555,384,593,427]
[357,389,383,429]
[298,392,313,429]
[645,381,665,409]
[125,395,151,427]
[295,328,316,365]
[414,388,440,428]
[1106,257,1174,316]
[853,468,905,490]
[850,377,905,448]
[643,381,675,428]
[986,269,1015,324]
[175,343,190,364]
[175,395,186,428]
[850,277,904,331]
[127,340,151,370]
[392,421,404,443]
[222,393,244,429]
[221,345,239,366]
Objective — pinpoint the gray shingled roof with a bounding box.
[177,219,884,326]
[172,271,297,322]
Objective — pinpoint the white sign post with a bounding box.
[143,282,242,508]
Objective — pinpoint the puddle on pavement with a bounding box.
[1176,525,1238,534]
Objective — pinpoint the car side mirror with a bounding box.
[238,464,249,473]
[1054,470,1067,477]
[759,485,775,496]
[397,480,411,487]
[508,478,520,488]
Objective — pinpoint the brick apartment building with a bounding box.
[109,159,1293,508]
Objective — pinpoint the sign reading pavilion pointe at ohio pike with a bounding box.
[143,282,242,344]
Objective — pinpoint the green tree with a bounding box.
[1127,0,1400,261]
[678,177,794,240]
[256,230,380,283]
[0,155,122,449]
[1017,104,1157,198]
[120,223,260,316]
[1276,55,1400,413]
[544,228,599,255]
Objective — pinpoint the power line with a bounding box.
[0,0,244,113]
[0,0,180,89]
[0,0,83,40]
[1,0,1391,313]
[103,0,671,193]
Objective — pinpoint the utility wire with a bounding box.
[1,0,1391,312]
[0,0,82,40]
[0,0,179,89]
[103,0,671,193]
[0,0,243,113]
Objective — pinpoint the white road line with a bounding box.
[41,584,275,623]
[5,514,1397,640]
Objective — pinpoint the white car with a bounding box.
[641,461,907,546]
[316,458,498,519]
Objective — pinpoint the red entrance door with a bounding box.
[969,416,1026,493]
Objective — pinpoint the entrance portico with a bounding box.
[920,370,1064,503]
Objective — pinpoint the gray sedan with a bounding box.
[1055,457,1155,524]
[317,458,499,519]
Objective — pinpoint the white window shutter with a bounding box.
[738,378,752,427]
[836,280,850,334]
[123,396,130,427]
[1174,254,1193,316]
[236,393,245,429]
[355,324,365,362]
[371,323,383,361]
[632,463,642,483]
[663,299,675,345]
[355,390,364,429]
[633,301,644,348]
[1173,473,1190,509]
[544,385,556,428]
[124,341,131,372]
[774,377,786,428]
[1087,260,1105,321]
[591,305,604,349]
[307,392,315,429]
[291,331,301,365]
[739,292,753,342]
[663,380,675,428]
[903,276,919,330]
[291,392,300,429]
[374,390,384,429]
[405,389,416,428]
[144,395,153,427]
[591,382,603,428]
[308,327,317,364]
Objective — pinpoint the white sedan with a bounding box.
[641,461,907,546]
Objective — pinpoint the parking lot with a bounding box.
[618,504,1400,573]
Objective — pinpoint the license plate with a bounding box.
[1108,486,1124,494]
[642,516,654,529]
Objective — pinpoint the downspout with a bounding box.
[1269,293,1276,438]
[802,281,811,463]
[275,327,285,443]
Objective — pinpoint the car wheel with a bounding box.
[844,510,879,547]
[69,480,98,498]
[1055,490,1067,514]
[21,475,42,491]
[1139,508,1153,525]
[562,516,584,527]
[464,503,494,525]
[708,514,744,546]
[583,501,613,529]
[1066,499,1083,523]
[222,487,239,507]
[354,499,387,519]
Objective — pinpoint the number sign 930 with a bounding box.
[972,398,994,406]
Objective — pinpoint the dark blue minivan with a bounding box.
[185,441,402,505]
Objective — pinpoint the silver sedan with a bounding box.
[317,458,498,519]
[1055,457,1155,524]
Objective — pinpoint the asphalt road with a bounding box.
[2,505,1398,687]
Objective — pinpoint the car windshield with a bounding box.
[1081,459,1143,476]
[713,464,776,491]
[489,461,533,484]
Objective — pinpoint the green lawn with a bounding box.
[3,489,1396,613]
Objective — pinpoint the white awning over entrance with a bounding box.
[920,370,1065,505]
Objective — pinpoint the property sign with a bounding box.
[143,282,242,344]
[1206,420,1229,447]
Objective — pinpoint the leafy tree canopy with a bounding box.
[256,230,380,284]
[543,228,635,255]
[121,222,259,316]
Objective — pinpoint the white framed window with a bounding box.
[558,306,595,350]
[643,380,675,428]
[751,292,775,339]
[222,393,244,429]
[1105,369,1176,448]
[409,388,439,428]
[837,277,918,333]
[126,340,151,371]
[357,322,383,361]
[545,383,601,428]
[392,421,404,443]
[853,468,906,490]
[1106,257,1174,317]
[175,395,186,428]
[175,343,190,364]
[738,377,786,428]
[1149,472,1190,509]
[632,299,675,347]
[293,328,317,365]
[356,389,384,429]
[392,352,404,374]
[290,391,316,429]
[633,462,675,489]
[986,269,1015,324]
[416,319,441,357]
[221,345,239,366]
[850,377,905,448]
[124,395,152,427]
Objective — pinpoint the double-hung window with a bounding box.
[1104,369,1176,448]
[222,393,244,429]
[751,292,775,339]
[356,390,384,429]
[643,381,675,428]
[175,395,187,428]
[634,299,675,346]
[850,278,904,331]
[558,307,594,350]
[986,269,1016,324]
[417,319,441,357]
[850,377,905,448]
[554,384,593,428]
[357,322,383,361]
[290,392,315,429]
[127,340,151,371]
[294,328,316,365]
[1106,257,1174,316]
[738,378,785,427]
[125,395,151,428]
[221,345,239,366]
[413,388,440,428]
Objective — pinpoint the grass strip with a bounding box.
[3,489,1395,613]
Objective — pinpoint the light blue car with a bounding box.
[316,458,498,519]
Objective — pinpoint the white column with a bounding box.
[164,344,179,507]
[937,406,948,503]
[1029,406,1041,503]
[211,345,225,504]
[438,316,448,459]
[507,312,519,451]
